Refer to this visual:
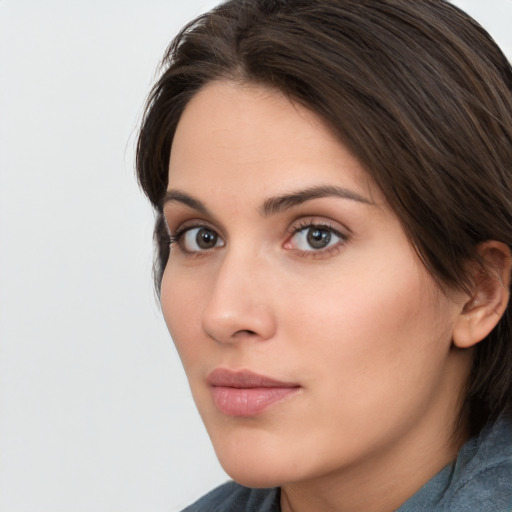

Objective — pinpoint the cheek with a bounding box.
[160,265,207,368]
[282,251,455,401]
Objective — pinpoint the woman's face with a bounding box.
[161,81,470,489]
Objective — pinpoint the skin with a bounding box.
[161,81,475,512]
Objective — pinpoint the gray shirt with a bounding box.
[182,416,512,511]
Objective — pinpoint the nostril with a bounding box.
[236,329,257,336]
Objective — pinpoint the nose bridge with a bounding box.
[201,242,276,343]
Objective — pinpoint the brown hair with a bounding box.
[136,0,512,434]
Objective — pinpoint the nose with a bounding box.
[201,249,277,344]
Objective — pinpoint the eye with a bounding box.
[171,226,225,253]
[286,223,346,253]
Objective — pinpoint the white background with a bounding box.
[1,1,511,511]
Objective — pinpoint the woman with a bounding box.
[137,0,512,510]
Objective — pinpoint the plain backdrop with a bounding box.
[0,1,511,511]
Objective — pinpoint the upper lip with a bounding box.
[207,368,299,389]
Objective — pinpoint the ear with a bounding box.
[452,241,511,349]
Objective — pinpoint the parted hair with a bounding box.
[136,0,512,435]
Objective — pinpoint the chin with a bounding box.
[221,462,286,489]
[211,434,295,488]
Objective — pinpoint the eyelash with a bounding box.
[167,220,349,257]
[285,220,348,258]
[168,223,221,256]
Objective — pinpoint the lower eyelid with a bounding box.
[296,244,345,258]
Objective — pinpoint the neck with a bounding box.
[281,423,466,512]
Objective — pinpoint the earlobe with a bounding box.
[452,241,511,349]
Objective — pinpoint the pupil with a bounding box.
[307,228,331,249]
[197,228,217,249]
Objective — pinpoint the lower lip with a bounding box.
[211,386,300,417]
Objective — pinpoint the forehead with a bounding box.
[168,80,378,203]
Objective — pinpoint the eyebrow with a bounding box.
[162,190,210,214]
[162,185,372,216]
[260,185,373,216]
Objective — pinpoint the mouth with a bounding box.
[207,368,301,417]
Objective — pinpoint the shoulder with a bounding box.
[181,481,280,512]
[446,463,512,511]
[397,416,512,512]
[443,416,512,511]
